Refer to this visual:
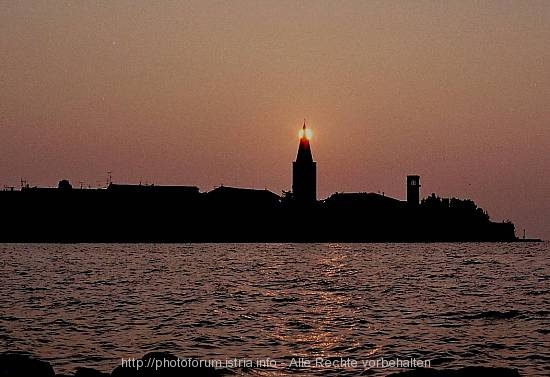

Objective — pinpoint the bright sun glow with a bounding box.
[299,128,313,140]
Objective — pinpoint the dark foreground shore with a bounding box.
[0,352,521,377]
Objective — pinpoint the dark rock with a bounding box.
[388,366,521,377]
[216,368,236,375]
[0,352,55,377]
[74,367,111,377]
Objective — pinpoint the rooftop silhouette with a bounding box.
[0,123,529,242]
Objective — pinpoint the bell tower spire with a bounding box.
[293,121,316,204]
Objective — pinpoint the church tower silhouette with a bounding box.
[292,122,316,204]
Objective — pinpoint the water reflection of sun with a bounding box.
[268,250,381,363]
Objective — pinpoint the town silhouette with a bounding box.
[0,122,521,242]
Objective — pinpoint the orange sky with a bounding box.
[1,1,549,239]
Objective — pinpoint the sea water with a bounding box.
[0,243,548,376]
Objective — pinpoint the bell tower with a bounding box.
[292,122,316,204]
[407,175,421,206]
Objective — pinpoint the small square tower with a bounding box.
[407,175,420,206]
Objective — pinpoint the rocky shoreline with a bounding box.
[0,352,521,377]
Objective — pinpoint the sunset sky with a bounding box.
[1,1,549,239]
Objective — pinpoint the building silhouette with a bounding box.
[407,175,421,207]
[0,122,522,242]
[292,122,316,204]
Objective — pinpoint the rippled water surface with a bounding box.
[0,243,549,376]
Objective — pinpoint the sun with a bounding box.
[298,128,313,140]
